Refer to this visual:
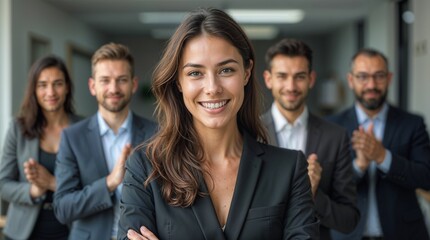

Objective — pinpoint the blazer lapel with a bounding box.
[345,107,360,159]
[225,133,263,240]
[130,113,149,147]
[346,107,360,134]
[382,106,397,148]
[191,183,226,240]
[261,111,279,146]
[345,106,358,135]
[305,114,321,157]
[86,115,109,176]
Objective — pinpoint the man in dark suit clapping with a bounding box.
[329,48,430,240]
[261,38,360,240]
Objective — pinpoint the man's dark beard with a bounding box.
[355,89,387,110]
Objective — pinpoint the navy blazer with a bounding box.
[328,105,430,240]
[262,111,359,240]
[118,132,319,240]
[53,113,157,240]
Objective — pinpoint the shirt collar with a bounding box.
[355,102,389,125]
[97,111,133,136]
[271,103,308,132]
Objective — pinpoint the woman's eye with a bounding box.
[188,71,201,77]
[220,68,234,74]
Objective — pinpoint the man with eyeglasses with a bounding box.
[329,48,430,240]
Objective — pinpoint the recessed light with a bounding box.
[227,9,305,24]
[242,26,279,40]
[139,9,304,25]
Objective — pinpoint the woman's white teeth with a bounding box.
[202,101,227,109]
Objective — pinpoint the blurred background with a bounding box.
[1,0,430,227]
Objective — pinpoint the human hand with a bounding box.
[106,143,132,192]
[24,158,56,191]
[127,226,159,240]
[29,182,47,199]
[351,123,386,164]
[354,149,371,172]
[417,189,430,202]
[351,127,371,171]
[307,153,322,197]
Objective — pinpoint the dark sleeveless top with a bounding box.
[29,149,69,240]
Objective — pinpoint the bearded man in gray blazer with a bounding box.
[261,38,359,240]
[53,43,156,240]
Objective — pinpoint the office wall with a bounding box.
[11,0,106,117]
[365,1,397,105]
[411,1,430,127]
[0,0,12,148]
[0,0,12,216]
[324,23,358,112]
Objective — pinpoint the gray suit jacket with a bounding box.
[0,115,82,240]
[261,110,359,240]
[53,113,157,240]
[118,131,319,240]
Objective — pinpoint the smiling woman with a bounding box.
[0,55,82,240]
[118,8,319,240]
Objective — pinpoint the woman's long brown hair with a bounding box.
[145,8,267,207]
[17,55,75,139]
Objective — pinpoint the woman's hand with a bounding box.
[24,158,56,191]
[127,226,159,240]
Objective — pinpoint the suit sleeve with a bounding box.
[384,117,430,190]
[53,130,114,224]
[313,130,360,233]
[0,120,34,205]
[283,151,320,240]
[118,150,157,240]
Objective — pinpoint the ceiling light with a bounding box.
[227,9,305,24]
[139,9,304,25]
[242,26,279,40]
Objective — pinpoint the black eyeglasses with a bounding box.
[352,72,388,84]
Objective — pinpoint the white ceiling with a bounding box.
[41,0,379,37]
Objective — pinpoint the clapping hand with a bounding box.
[307,153,322,197]
[106,143,132,192]
[352,123,386,165]
[23,158,55,198]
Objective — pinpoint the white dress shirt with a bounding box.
[271,103,308,153]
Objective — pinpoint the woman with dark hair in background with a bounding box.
[119,8,319,240]
[0,55,81,240]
